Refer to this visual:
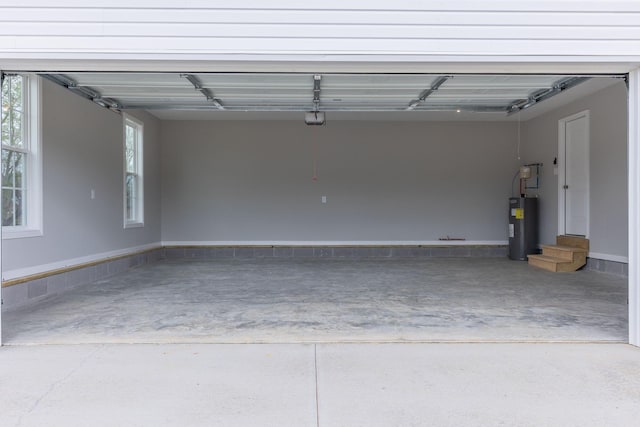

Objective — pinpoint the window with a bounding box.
[123,114,144,227]
[1,73,42,238]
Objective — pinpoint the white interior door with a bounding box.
[558,111,590,237]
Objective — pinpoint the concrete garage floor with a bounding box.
[1,258,628,344]
[1,259,636,427]
[2,343,640,427]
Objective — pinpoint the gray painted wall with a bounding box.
[521,81,628,257]
[2,78,162,272]
[160,120,520,242]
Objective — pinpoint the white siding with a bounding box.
[0,1,640,70]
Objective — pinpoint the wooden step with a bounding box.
[540,244,588,261]
[556,235,589,251]
[529,235,589,272]
[528,254,563,272]
[531,252,587,272]
[528,254,571,272]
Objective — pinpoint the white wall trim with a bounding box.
[588,252,628,264]
[1,242,162,282]
[161,240,508,247]
[629,68,640,347]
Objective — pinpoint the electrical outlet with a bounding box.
[91,189,95,199]
[322,196,327,204]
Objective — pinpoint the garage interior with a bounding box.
[1,71,630,344]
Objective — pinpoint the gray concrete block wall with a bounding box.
[2,249,164,310]
[27,279,48,299]
[164,247,186,260]
[274,247,294,257]
[1,283,28,308]
[292,247,314,257]
[158,245,509,260]
[585,258,628,277]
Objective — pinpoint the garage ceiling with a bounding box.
[41,72,622,121]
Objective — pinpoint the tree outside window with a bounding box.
[1,74,27,227]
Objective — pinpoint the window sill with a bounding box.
[124,222,144,229]
[2,228,44,240]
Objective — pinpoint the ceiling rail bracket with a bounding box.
[41,74,122,111]
[312,74,322,112]
[507,76,590,115]
[407,76,451,110]
[181,74,224,110]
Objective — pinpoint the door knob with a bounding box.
[563,185,569,189]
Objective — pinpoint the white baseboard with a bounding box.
[588,252,628,263]
[161,240,508,247]
[2,242,162,282]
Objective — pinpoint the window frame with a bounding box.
[123,113,144,229]
[1,73,43,240]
